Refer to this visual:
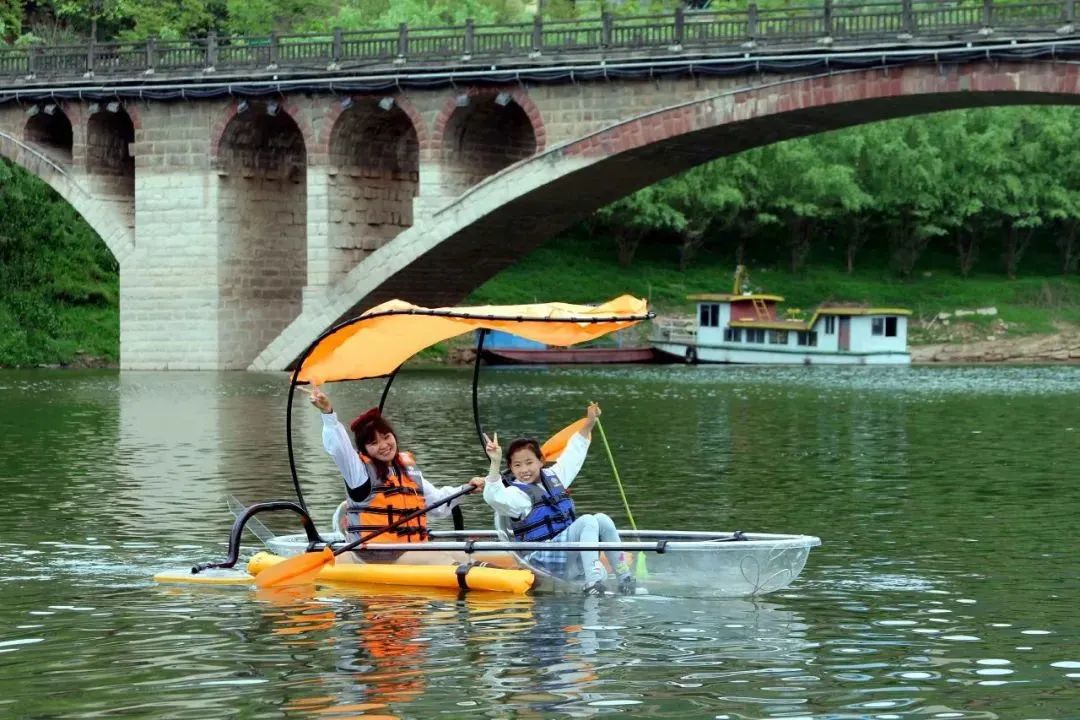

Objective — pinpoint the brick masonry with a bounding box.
[0,61,1077,369]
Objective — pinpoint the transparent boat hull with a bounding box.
[266,529,820,598]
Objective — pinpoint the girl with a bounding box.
[481,402,635,595]
[308,384,484,565]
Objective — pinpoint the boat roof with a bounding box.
[688,293,784,302]
[297,296,651,384]
[818,306,913,316]
[729,306,913,332]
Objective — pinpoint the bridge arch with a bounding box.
[0,128,134,263]
[24,104,73,165]
[433,88,546,196]
[322,95,423,280]
[214,99,309,368]
[250,60,1080,370]
[86,104,136,197]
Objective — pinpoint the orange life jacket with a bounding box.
[343,451,428,543]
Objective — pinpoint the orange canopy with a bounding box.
[298,296,650,384]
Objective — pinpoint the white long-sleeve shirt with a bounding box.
[320,411,468,519]
[482,433,591,519]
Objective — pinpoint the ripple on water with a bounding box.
[2,368,1080,718]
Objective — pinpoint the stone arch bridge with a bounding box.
[1,4,1079,369]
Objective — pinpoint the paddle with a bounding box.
[541,418,589,462]
[254,485,476,588]
[594,417,649,580]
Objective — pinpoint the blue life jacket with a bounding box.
[507,469,577,542]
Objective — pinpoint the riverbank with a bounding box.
[912,322,1080,363]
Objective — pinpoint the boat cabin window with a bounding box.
[823,316,836,334]
[699,304,720,328]
[724,328,741,342]
[872,316,899,337]
[797,331,818,347]
[768,330,788,345]
[745,328,765,344]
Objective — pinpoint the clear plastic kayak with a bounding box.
[266,529,820,598]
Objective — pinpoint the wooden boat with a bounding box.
[480,346,658,365]
[159,296,820,596]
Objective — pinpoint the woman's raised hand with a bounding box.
[483,432,501,461]
[309,384,333,413]
[586,402,602,421]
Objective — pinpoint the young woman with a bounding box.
[308,384,483,565]
[481,402,635,595]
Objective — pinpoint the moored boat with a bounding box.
[478,329,659,365]
[651,266,912,365]
[481,346,659,365]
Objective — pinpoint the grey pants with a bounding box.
[564,513,626,584]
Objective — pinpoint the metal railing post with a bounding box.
[531,15,543,55]
[86,38,95,76]
[268,31,279,67]
[464,18,475,58]
[397,23,409,59]
[332,27,343,65]
[673,6,686,47]
[145,35,157,72]
[982,0,994,30]
[747,3,759,46]
[823,0,834,38]
[26,46,37,78]
[601,12,613,48]
[205,31,218,69]
[1065,0,1076,23]
[901,0,915,36]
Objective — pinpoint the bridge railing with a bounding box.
[0,0,1076,83]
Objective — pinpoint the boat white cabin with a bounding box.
[652,289,912,365]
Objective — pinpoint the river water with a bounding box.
[0,366,1077,719]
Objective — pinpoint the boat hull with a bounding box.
[652,340,911,365]
[480,347,658,365]
[247,552,535,594]
[264,530,821,598]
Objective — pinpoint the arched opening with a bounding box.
[86,106,135,196]
[442,94,536,196]
[24,106,73,165]
[327,97,419,283]
[216,101,307,369]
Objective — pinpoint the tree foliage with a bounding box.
[592,106,1080,277]
[0,160,117,366]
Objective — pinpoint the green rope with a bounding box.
[595,417,648,579]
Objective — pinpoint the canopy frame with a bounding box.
[284,304,653,517]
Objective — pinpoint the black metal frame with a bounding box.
[282,305,652,515]
[193,305,651,573]
[192,501,322,574]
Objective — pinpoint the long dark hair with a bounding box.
[354,414,403,482]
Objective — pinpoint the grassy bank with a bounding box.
[0,161,118,368]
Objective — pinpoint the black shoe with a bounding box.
[617,575,637,596]
[582,580,608,597]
